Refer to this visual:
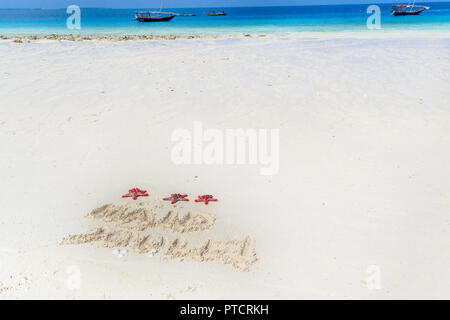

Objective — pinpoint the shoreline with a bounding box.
[1,29,449,42]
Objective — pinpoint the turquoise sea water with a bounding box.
[0,3,449,36]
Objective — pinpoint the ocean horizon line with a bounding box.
[2,2,450,10]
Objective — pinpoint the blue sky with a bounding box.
[0,0,445,9]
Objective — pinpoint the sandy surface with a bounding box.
[0,32,449,299]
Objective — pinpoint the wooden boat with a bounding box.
[135,1,178,22]
[135,12,176,22]
[391,2,430,16]
[208,11,227,16]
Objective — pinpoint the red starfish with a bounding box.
[195,195,218,205]
[122,188,149,200]
[163,194,189,204]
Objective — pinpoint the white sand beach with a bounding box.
[0,32,449,299]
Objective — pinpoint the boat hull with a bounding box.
[136,15,176,22]
[391,8,425,16]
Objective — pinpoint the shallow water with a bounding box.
[0,3,449,36]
